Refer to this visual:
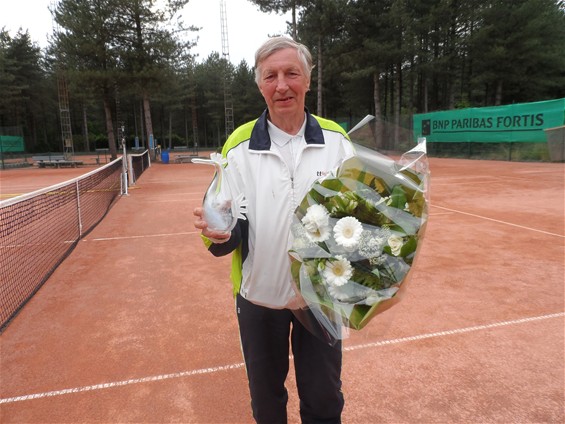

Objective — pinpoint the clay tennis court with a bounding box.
[1,155,563,423]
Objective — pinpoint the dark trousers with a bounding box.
[236,294,344,424]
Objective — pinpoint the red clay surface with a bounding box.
[1,157,564,423]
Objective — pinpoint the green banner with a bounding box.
[0,135,25,152]
[413,98,565,143]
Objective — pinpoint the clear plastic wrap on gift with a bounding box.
[192,153,247,233]
[288,116,429,344]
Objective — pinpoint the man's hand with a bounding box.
[193,207,231,243]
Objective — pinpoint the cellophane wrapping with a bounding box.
[289,126,429,344]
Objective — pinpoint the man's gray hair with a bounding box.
[254,36,313,85]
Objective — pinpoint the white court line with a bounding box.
[434,205,564,238]
[0,363,246,405]
[1,312,562,405]
[86,232,200,242]
[141,180,205,185]
[430,170,562,186]
[344,312,564,352]
[158,192,205,196]
[151,199,202,203]
[431,179,501,187]
[428,211,455,216]
[147,193,205,197]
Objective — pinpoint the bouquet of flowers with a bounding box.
[289,117,429,344]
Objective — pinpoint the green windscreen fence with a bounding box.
[413,98,565,143]
[0,135,24,152]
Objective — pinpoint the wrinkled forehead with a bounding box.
[257,48,307,76]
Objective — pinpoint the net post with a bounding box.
[128,154,135,186]
[75,181,83,238]
[121,129,128,196]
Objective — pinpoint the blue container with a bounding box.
[161,149,170,164]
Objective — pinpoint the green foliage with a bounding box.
[0,30,52,151]
[232,61,265,124]
[468,0,565,104]
[1,0,564,156]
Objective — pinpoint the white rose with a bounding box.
[387,235,404,256]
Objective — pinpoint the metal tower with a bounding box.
[115,86,124,147]
[57,75,74,158]
[52,0,74,159]
[220,0,234,139]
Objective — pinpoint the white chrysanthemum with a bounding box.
[305,224,331,243]
[322,256,353,287]
[333,216,363,249]
[302,204,329,230]
[387,235,404,256]
[302,204,330,242]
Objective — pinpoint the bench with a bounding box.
[39,160,83,168]
[32,155,83,168]
[52,160,83,168]
[175,154,199,163]
[32,155,65,167]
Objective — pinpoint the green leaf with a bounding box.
[390,185,407,209]
[400,236,418,257]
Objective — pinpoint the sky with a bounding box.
[1,0,292,66]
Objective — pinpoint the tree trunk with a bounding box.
[103,96,117,159]
[448,79,455,109]
[373,72,384,150]
[184,106,189,148]
[495,80,503,105]
[139,101,145,147]
[168,110,172,150]
[394,62,402,149]
[82,104,90,152]
[317,37,323,116]
[142,92,154,153]
[409,57,415,112]
[191,92,199,153]
[29,113,37,152]
[422,71,429,113]
[292,4,297,39]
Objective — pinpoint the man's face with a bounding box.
[257,48,310,121]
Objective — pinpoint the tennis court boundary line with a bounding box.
[434,205,564,238]
[344,312,564,352]
[85,231,200,242]
[1,312,562,405]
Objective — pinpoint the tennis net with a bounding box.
[129,149,151,185]
[0,151,149,332]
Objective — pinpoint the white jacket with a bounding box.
[205,109,354,308]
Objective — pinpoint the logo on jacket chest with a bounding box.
[316,170,331,178]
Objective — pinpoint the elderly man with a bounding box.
[194,36,353,424]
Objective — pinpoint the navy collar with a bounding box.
[249,109,325,151]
